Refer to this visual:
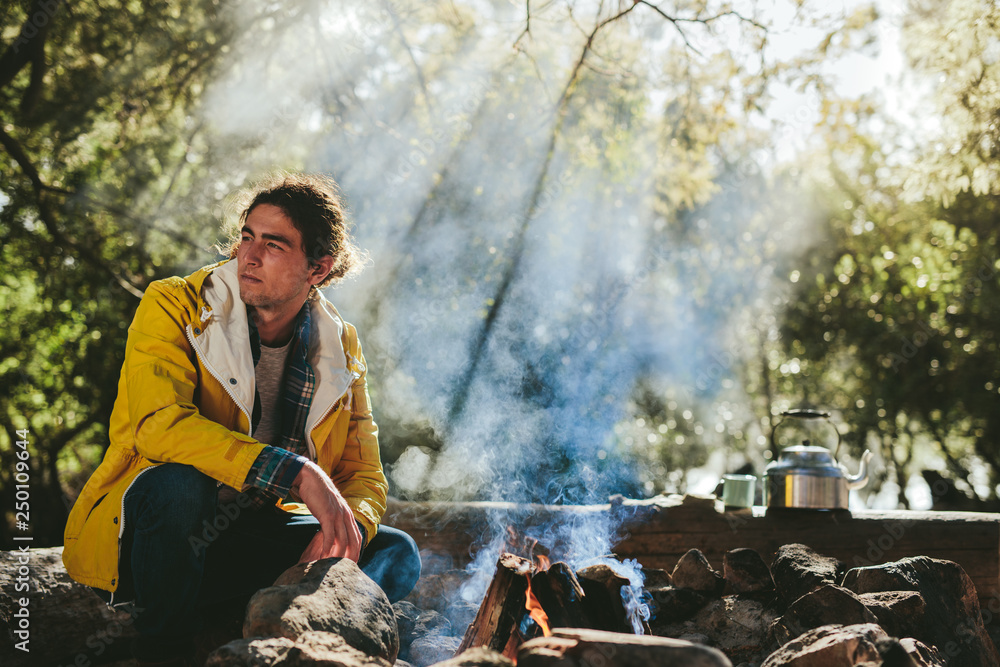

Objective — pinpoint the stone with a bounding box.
[873,637,947,667]
[724,548,775,594]
[770,544,843,605]
[444,601,479,638]
[206,635,297,666]
[244,557,399,662]
[842,560,921,594]
[643,568,673,589]
[408,635,462,667]
[647,586,712,626]
[874,638,920,667]
[418,550,455,576]
[576,563,632,633]
[843,556,1000,667]
[671,549,725,594]
[771,585,879,646]
[414,609,453,638]
[393,604,459,663]
[762,623,887,667]
[518,628,733,667]
[404,570,474,612]
[0,547,140,667]
[653,595,780,665]
[858,591,927,640]
[393,601,421,663]
[394,601,421,641]
[895,638,947,666]
[424,647,514,666]
[206,630,393,666]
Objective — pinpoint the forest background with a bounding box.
[2,0,999,548]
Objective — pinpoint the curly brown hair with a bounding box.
[219,172,367,290]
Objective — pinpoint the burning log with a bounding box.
[457,552,649,660]
[576,564,631,634]
[529,561,591,631]
[457,553,535,656]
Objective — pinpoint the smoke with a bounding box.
[193,0,823,617]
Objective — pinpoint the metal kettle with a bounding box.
[763,409,872,510]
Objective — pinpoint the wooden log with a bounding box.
[576,564,631,634]
[457,553,534,656]
[384,494,1000,610]
[530,562,590,632]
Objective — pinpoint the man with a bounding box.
[63,173,421,665]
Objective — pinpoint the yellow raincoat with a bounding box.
[62,259,387,596]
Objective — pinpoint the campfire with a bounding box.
[376,494,1000,666]
[523,556,551,637]
[440,541,999,666]
[457,551,642,657]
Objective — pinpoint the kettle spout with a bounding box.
[846,449,873,490]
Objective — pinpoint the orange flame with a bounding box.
[524,575,551,637]
[535,554,551,572]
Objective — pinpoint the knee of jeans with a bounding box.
[127,463,217,530]
[371,529,421,602]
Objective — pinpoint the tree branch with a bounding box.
[382,0,434,111]
[445,3,640,431]
[0,0,60,91]
[0,125,145,298]
[923,411,977,498]
[635,1,767,56]
[513,0,533,51]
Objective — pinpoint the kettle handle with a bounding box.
[769,409,844,457]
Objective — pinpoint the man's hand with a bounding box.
[292,461,363,563]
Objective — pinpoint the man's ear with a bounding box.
[308,255,335,286]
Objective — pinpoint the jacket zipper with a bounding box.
[301,310,363,459]
[304,361,362,460]
[107,464,158,609]
[305,397,340,460]
[185,324,252,435]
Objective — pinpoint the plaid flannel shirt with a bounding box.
[241,303,315,508]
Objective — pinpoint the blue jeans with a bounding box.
[93,463,420,659]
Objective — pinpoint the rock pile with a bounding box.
[390,544,1000,667]
[2,544,998,667]
[207,557,398,666]
[643,544,999,667]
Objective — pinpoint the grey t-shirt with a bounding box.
[252,339,293,446]
[218,339,292,504]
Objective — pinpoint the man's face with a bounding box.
[236,204,317,311]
